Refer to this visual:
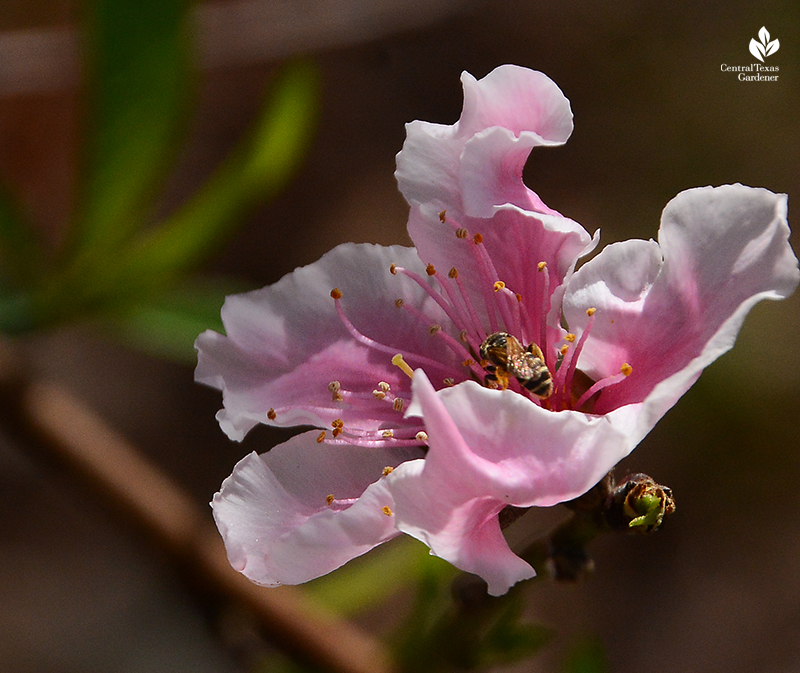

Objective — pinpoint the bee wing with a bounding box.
[505,335,526,358]
[526,342,545,360]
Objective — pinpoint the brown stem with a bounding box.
[0,345,393,673]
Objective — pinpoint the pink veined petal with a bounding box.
[212,431,424,586]
[195,242,460,440]
[388,371,633,595]
[409,372,631,507]
[457,65,573,144]
[396,66,572,221]
[387,455,535,597]
[562,184,799,416]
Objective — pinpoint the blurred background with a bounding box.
[0,0,798,671]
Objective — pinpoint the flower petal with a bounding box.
[212,431,424,586]
[390,371,631,595]
[562,185,799,421]
[196,243,461,440]
[395,65,572,218]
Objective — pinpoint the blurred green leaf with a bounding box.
[0,183,42,287]
[108,276,248,362]
[478,601,553,668]
[562,636,609,673]
[74,0,192,255]
[113,60,320,293]
[304,536,454,617]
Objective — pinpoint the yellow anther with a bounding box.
[395,298,404,307]
[493,281,506,292]
[332,427,343,437]
[382,506,393,517]
[381,430,394,438]
[587,307,597,316]
[328,381,341,393]
[565,333,576,343]
[330,288,343,299]
[537,261,547,272]
[473,233,484,244]
[326,494,335,506]
[378,381,391,392]
[621,363,633,376]
[462,358,476,367]
[449,267,459,278]
[443,377,455,386]
[317,431,326,443]
[560,344,569,355]
[382,466,394,476]
[429,324,441,335]
[459,329,468,342]
[373,390,386,400]
[393,398,405,412]
[416,431,429,442]
[426,263,436,276]
[439,210,447,223]
[332,418,343,429]
[516,293,523,302]
[456,228,468,239]
[389,264,397,275]
[392,354,414,379]
[267,408,277,420]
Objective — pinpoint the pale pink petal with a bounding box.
[389,371,631,595]
[562,185,799,416]
[396,65,573,225]
[409,372,631,506]
[196,242,462,440]
[389,460,534,596]
[212,431,424,586]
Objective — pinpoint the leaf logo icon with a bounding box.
[749,26,780,62]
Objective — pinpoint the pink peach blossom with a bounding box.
[200,65,798,594]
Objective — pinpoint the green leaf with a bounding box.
[74,0,192,255]
[478,601,553,668]
[107,276,248,362]
[113,60,320,293]
[562,636,609,673]
[304,536,453,617]
[0,182,43,287]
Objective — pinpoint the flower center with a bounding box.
[326,218,633,439]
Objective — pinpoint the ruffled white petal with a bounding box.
[212,432,424,586]
[196,242,460,440]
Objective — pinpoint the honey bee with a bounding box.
[479,332,553,399]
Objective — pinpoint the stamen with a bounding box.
[392,265,473,340]
[439,210,447,223]
[382,466,394,476]
[378,381,390,392]
[382,506,393,516]
[450,267,487,342]
[443,377,455,386]
[456,228,469,239]
[426,263,436,276]
[563,308,597,408]
[393,398,405,412]
[267,408,276,420]
[416,431,429,442]
[573,363,632,411]
[536,262,551,368]
[332,291,451,373]
[392,354,415,380]
[326,494,335,506]
[467,232,500,332]
[317,431,326,443]
[495,285,524,338]
[381,430,394,438]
